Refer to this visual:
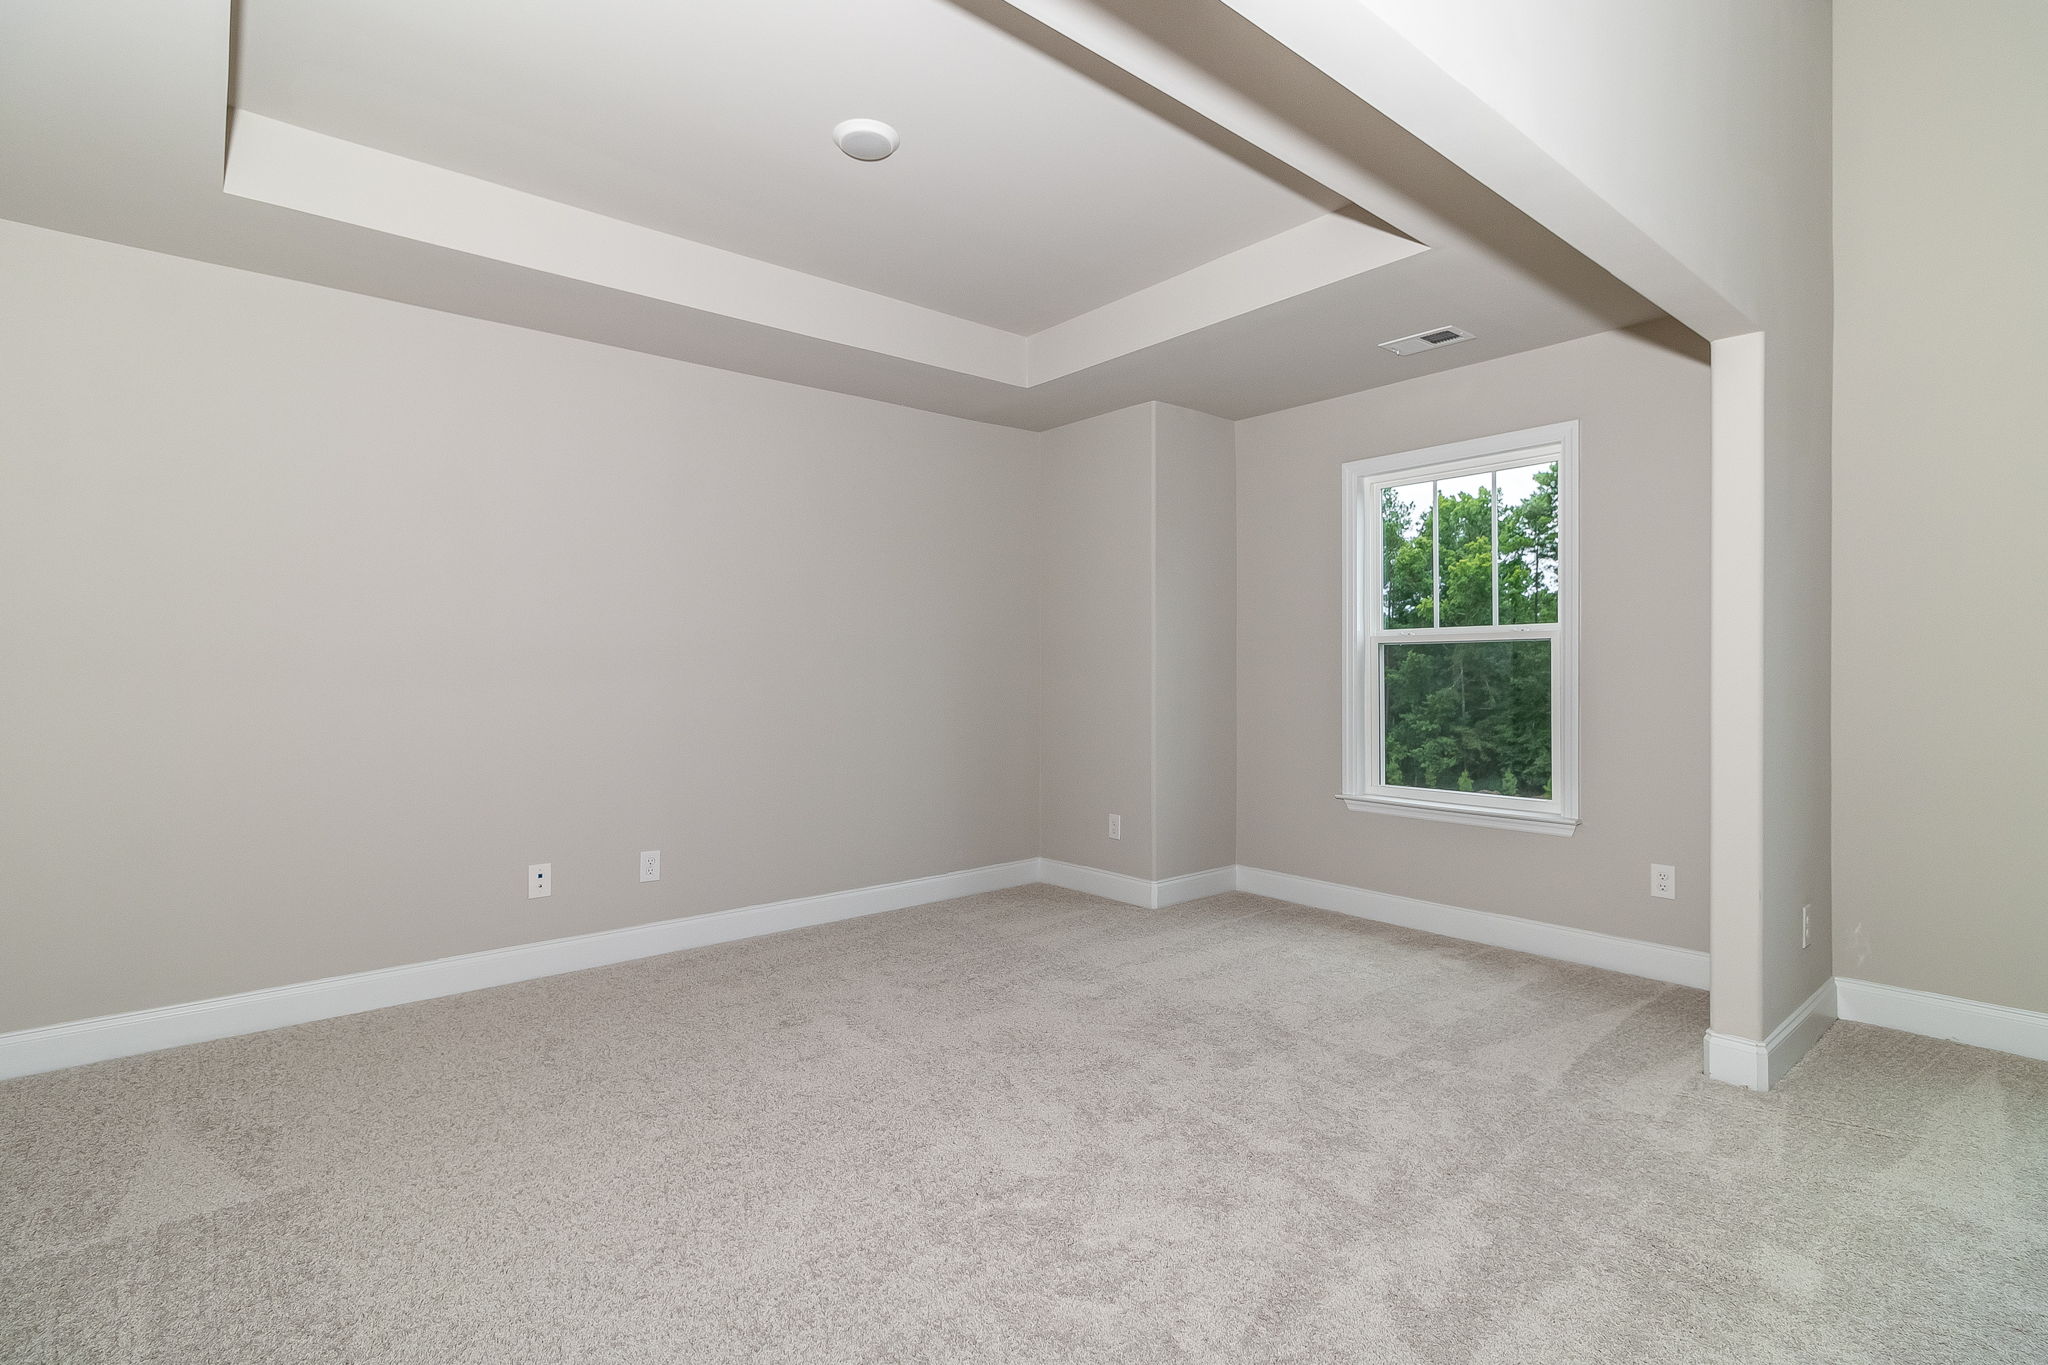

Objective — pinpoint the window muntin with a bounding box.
[1341,424,1578,834]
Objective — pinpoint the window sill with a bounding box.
[1336,793,1579,836]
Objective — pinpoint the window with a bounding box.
[1340,422,1579,835]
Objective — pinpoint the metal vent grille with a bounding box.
[1379,326,1475,357]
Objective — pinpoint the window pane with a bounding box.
[1496,461,1560,624]
[1380,480,1432,628]
[1382,640,1552,798]
[1435,472,1494,626]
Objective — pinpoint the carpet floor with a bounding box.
[3,885,2044,1363]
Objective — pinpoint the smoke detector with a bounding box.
[1379,325,1474,357]
[833,119,900,162]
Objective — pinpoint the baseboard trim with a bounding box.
[1701,1030,1765,1091]
[22,858,2044,1088]
[1153,865,1240,907]
[1035,859,1237,909]
[0,858,1042,1082]
[1235,865,1710,989]
[1836,977,2048,1063]
[1703,978,1837,1091]
[1036,858,1158,907]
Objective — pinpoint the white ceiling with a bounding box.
[0,0,1664,429]
[235,0,1338,333]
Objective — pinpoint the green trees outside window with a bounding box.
[1378,463,1559,796]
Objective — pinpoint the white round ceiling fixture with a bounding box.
[832,119,899,162]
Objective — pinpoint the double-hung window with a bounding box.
[1340,422,1579,835]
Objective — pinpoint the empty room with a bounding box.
[2,1,2043,1360]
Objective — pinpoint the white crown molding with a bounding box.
[1836,977,2048,1064]
[1234,865,1709,989]
[1703,978,1836,1092]
[0,858,1041,1082]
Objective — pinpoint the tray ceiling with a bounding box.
[0,0,1660,428]
[236,0,1350,334]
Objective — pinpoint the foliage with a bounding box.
[1378,465,1558,796]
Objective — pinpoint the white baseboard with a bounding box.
[1154,865,1240,907]
[1836,977,2048,1063]
[23,855,2037,1090]
[1035,859,1237,910]
[1703,978,1837,1091]
[0,858,1042,1082]
[1701,1030,1764,1091]
[1234,865,1711,989]
[1036,858,1158,907]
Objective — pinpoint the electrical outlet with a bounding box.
[1107,814,1122,840]
[1801,904,1812,949]
[528,863,551,899]
[639,850,661,883]
[1650,864,1676,900]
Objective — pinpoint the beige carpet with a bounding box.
[3,886,2044,1363]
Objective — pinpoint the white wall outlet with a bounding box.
[528,863,551,899]
[1801,904,1812,949]
[639,850,661,883]
[1650,864,1676,900]
[1107,814,1122,840]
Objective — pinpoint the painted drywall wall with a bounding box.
[1296,0,1833,1043]
[1236,323,1711,949]
[1037,405,1159,878]
[1152,405,1237,879]
[0,218,1041,1035]
[1833,0,2048,1014]
[1037,402,1236,880]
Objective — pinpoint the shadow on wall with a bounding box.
[1629,315,1712,363]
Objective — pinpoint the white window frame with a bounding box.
[1339,421,1580,836]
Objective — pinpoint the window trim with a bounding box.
[1338,421,1581,836]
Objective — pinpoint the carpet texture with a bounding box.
[2,886,2044,1363]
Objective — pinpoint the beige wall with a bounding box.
[1037,406,1158,878]
[0,216,1729,1037]
[1037,402,1236,881]
[1337,0,1834,1042]
[1833,0,2048,1013]
[1236,323,1712,950]
[1152,405,1237,879]
[0,219,1042,1034]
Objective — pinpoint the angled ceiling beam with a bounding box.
[1210,0,1756,339]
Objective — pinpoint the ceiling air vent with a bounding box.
[1379,325,1474,357]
